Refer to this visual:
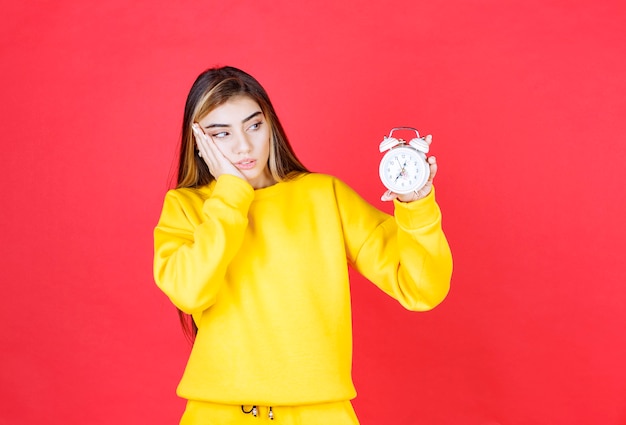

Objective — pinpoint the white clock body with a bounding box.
[378,129,430,194]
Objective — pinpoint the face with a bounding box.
[197,96,274,189]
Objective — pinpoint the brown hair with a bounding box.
[175,66,308,341]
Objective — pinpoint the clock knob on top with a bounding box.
[408,136,430,154]
[379,136,402,152]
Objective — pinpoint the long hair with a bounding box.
[175,66,309,341]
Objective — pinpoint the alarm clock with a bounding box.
[378,127,430,194]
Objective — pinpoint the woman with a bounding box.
[153,66,452,424]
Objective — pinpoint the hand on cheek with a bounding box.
[192,123,245,181]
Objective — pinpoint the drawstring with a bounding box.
[241,405,274,420]
[241,405,258,417]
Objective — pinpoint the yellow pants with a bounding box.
[180,400,360,425]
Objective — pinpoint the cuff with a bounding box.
[393,186,441,230]
[203,175,254,213]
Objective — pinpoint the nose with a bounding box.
[233,132,252,154]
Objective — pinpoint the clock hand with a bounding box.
[392,157,404,182]
[398,159,409,180]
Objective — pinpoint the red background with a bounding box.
[2,1,625,424]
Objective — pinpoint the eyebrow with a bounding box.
[203,111,263,129]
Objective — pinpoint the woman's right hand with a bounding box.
[191,123,246,181]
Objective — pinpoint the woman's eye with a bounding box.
[249,122,262,131]
[212,131,229,138]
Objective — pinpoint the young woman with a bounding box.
[153,66,453,424]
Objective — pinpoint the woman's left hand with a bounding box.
[381,135,438,203]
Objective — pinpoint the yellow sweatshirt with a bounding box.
[153,173,452,406]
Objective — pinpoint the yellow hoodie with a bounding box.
[154,173,452,406]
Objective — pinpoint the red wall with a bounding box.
[2,1,625,424]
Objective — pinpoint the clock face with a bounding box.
[379,146,429,194]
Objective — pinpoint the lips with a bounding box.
[235,159,257,170]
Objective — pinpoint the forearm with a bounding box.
[393,188,452,310]
[354,188,452,310]
[153,176,254,313]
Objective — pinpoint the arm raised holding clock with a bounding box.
[381,135,436,203]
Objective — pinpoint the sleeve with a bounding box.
[153,175,254,313]
[336,179,453,311]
